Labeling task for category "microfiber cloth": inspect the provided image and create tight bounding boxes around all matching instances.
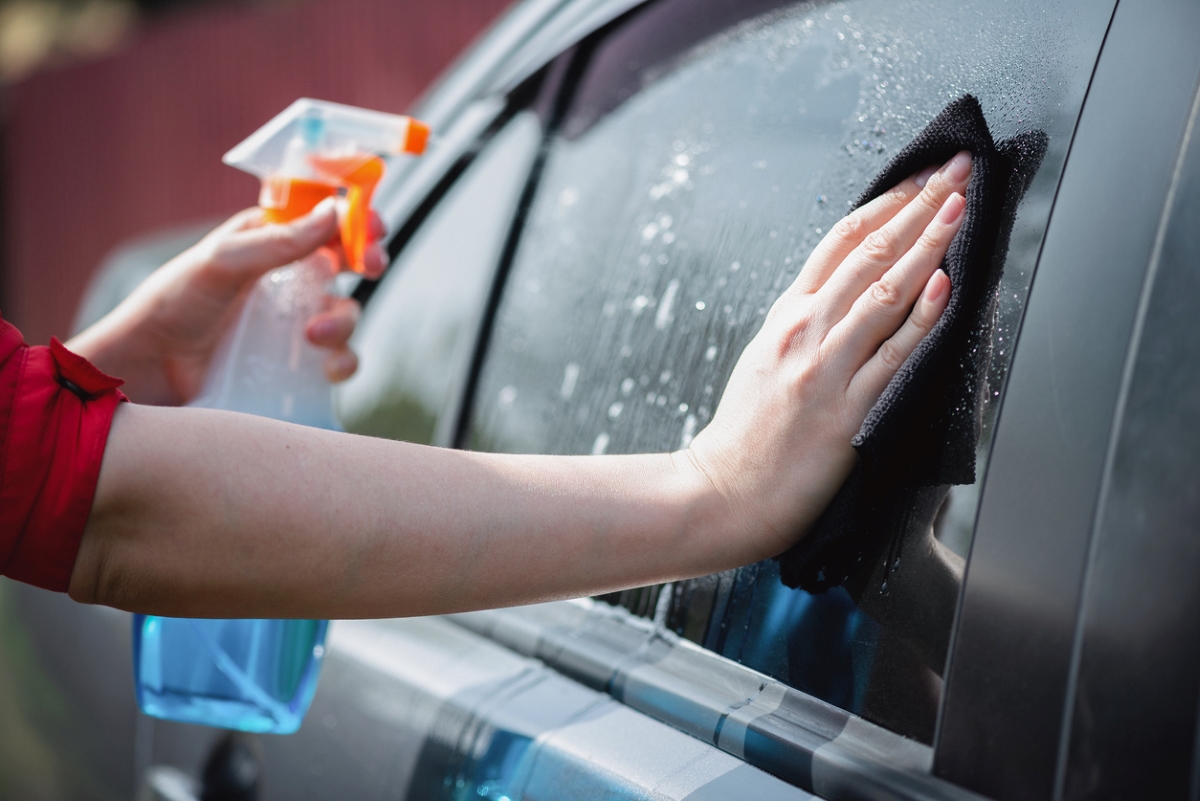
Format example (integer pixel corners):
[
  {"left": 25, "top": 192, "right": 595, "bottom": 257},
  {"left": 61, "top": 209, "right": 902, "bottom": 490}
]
[{"left": 778, "top": 95, "right": 1047, "bottom": 593}]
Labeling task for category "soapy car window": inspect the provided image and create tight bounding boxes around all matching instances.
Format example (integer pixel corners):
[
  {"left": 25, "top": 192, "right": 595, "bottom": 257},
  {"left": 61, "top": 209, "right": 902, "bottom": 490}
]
[
  {"left": 467, "top": 0, "right": 1113, "bottom": 742},
  {"left": 335, "top": 111, "right": 544, "bottom": 445}
]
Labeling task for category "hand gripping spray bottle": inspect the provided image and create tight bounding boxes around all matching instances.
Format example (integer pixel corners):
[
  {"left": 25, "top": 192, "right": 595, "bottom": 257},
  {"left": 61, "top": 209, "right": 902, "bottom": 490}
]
[{"left": 132, "top": 99, "right": 429, "bottom": 734}]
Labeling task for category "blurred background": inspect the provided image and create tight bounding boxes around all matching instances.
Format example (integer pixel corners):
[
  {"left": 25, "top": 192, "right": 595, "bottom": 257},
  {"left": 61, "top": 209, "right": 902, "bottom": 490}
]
[{"left": 0, "top": 0, "right": 513, "bottom": 346}]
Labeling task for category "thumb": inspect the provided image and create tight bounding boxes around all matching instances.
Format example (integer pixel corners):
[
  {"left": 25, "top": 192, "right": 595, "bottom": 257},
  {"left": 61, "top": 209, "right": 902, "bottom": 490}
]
[{"left": 210, "top": 197, "right": 339, "bottom": 278}]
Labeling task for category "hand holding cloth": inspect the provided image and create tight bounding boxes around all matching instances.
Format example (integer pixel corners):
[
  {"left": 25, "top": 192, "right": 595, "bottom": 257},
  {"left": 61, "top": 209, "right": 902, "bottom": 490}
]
[{"left": 779, "top": 95, "right": 1047, "bottom": 592}]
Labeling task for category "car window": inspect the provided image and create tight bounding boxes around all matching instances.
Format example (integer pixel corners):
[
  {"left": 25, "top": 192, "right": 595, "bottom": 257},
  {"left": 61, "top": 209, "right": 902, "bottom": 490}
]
[
  {"left": 465, "top": 0, "right": 1112, "bottom": 743},
  {"left": 335, "top": 111, "right": 543, "bottom": 445}
]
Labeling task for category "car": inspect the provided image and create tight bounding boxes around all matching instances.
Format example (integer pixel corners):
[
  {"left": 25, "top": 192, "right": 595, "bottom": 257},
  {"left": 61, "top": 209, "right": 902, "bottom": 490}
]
[{"left": 2, "top": 0, "right": 1199, "bottom": 798}]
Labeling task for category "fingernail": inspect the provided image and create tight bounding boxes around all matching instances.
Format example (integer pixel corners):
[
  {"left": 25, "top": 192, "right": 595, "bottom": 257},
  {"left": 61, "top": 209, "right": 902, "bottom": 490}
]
[
  {"left": 942, "top": 151, "right": 972, "bottom": 183},
  {"left": 331, "top": 351, "right": 357, "bottom": 377},
  {"left": 310, "top": 319, "right": 337, "bottom": 340},
  {"left": 914, "top": 166, "right": 937, "bottom": 188},
  {"left": 937, "top": 192, "right": 965, "bottom": 224},
  {"left": 371, "top": 243, "right": 388, "bottom": 266},
  {"left": 924, "top": 269, "right": 950, "bottom": 303},
  {"left": 308, "top": 197, "right": 337, "bottom": 220}
]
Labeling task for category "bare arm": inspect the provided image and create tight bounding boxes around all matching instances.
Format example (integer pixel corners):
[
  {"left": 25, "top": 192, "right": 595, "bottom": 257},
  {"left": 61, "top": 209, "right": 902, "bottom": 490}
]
[
  {"left": 72, "top": 405, "right": 726, "bottom": 618},
  {"left": 69, "top": 153, "right": 973, "bottom": 619}
]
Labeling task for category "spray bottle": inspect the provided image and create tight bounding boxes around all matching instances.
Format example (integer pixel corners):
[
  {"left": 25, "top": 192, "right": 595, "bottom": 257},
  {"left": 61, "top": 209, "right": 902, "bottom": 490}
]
[{"left": 132, "top": 99, "right": 429, "bottom": 734}]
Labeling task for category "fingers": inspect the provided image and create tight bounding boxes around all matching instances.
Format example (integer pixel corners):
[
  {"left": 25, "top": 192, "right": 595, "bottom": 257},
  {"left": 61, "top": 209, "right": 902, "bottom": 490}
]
[
  {"left": 322, "top": 211, "right": 389, "bottom": 278},
  {"left": 211, "top": 207, "right": 268, "bottom": 234},
  {"left": 306, "top": 298, "right": 360, "bottom": 348},
  {"left": 359, "top": 212, "right": 389, "bottom": 278},
  {"left": 791, "top": 167, "right": 936, "bottom": 295},
  {"left": 359, "top": 240, "right": 389, "bottom": 280},
  {"left": 849, "top": 267, "right": 950, "bottom": 406},
  {"left": 369, "top": 211, "right": 387, "bottom": 242},
  {"left": 324, "top": 348, "right": 359, "bottom": 383},
  {"left": 210, "top": 198, "right": 339, "bottom": 276},
  {"left": 824, "top": 191, "right": 964, "bottom": 376},
  {"left": 307, "top": 298, "right": 362, "bottom": 383},
  {"left": 818, "top": 152, "right": 971, "bottom": 315}
]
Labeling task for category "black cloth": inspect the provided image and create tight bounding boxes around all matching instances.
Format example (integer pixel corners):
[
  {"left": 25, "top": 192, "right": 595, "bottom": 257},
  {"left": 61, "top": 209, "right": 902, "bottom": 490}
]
[{"left": 778, "top": 95, "right": 1047, "bottom": 593}]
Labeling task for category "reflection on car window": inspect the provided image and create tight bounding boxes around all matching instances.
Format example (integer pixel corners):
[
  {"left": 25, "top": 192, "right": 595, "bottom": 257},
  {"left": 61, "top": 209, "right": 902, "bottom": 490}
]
[
  {"left": 468, "top": 0, "right": 1112, "bottom": 742},
  {"left": 335, "top": 112, "right": 543, "bottom": 445}
]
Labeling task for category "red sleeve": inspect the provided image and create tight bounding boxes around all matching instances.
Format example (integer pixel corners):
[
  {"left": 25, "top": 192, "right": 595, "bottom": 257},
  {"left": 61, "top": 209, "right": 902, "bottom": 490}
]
[{"left": 0, "top": 315, "right": 127, "bottom": 592}]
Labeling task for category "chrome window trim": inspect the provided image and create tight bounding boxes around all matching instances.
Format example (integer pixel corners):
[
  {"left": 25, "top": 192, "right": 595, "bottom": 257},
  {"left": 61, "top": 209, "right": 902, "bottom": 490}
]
[{"left": 452, "top": 601, "right": 986, "bottom": 801}]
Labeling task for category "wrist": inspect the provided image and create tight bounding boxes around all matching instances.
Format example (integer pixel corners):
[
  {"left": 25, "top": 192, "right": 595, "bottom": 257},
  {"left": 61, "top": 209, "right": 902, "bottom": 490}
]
[{"left": 667, "top": 447, "right": 761, "bottom": 578}]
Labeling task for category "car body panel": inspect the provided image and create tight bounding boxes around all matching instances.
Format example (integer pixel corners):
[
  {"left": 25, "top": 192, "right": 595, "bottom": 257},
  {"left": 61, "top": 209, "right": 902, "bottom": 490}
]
[{"left": 935, "top": 0, "right": 1200, "bottom": 796}]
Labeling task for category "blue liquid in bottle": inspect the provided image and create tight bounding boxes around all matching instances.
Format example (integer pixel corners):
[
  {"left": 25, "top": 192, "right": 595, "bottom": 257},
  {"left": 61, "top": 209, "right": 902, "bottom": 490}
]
[{"left": 133, "top": 616, "right": 328, "bottom": 734}]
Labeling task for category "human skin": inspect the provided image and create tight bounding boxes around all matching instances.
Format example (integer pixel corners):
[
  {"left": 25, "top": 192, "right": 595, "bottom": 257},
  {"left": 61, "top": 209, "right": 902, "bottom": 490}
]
[
  {"left": 66, "top": 198, "right": 385, "bottom": 405},
  {"left": 67, "top": 152, "right": 974, "bottom": 620}
]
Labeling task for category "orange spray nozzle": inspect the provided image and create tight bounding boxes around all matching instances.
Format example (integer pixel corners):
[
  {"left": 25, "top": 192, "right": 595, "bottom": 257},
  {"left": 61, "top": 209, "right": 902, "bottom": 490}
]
[
  {"left": 257, "top": 158, "right": 384, "bottom": 273},
  {"left": 228, "top": 99, "right": 431, "bottom": 273},
  {"left": 311, "top": 154, "right": 386, "bottom": 274}
]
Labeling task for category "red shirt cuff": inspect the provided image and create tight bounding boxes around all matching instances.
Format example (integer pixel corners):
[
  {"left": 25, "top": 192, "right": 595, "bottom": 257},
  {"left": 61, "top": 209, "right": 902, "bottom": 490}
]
[{"left": 0, "top": 331, "right": 126, "bottom": 592}]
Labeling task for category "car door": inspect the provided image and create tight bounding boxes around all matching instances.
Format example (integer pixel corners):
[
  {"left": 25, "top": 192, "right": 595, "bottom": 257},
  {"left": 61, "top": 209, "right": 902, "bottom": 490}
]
[
  {"left": 461, "top": 0, "right": 1115, "bottom": 796},
  {"left": 126, "top": 0, "right": 1124, "bottom": 797}
]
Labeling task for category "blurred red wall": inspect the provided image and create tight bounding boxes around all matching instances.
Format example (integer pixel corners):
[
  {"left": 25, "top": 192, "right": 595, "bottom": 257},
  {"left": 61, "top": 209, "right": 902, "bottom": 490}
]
[{"left": 4, "top": 0, "right": 513, "bottom": 346}]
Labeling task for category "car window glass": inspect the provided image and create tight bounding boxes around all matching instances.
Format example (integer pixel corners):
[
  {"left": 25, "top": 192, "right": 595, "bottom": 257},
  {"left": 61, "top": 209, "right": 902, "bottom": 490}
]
[
  {"left": 466, "top": 0, "right": 1113, "bottom": 742},
  {"left": 335, "top": 112, "right": 543, "bottom": 445}
]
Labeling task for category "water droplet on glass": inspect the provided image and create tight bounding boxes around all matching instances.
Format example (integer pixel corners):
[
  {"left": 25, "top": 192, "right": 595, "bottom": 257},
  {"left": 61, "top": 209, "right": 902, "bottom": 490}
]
[
  {"left": 680, "top": 414, "right": 698, "bottom": 449},
  {"left": 560, "top": 363, "right": 580, "bottom": 400},
  {"left": 656, "top": 280, "right": 680, "bottom": 329}
]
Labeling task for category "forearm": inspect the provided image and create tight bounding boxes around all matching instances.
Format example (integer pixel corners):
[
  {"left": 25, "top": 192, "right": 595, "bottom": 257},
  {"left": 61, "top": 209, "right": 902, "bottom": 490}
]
[{"left": 71, "top": 404, "right": 740, "bottom": 619}]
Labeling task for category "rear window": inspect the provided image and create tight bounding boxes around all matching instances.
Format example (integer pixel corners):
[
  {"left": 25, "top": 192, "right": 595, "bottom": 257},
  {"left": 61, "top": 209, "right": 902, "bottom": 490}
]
[{"left": 466, "top": 0, "right": 1113, "bottom": 742}]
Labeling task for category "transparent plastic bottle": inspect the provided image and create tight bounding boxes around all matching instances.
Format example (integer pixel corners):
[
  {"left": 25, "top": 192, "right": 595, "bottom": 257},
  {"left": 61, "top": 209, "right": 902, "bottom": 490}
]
[
  {"left": 132, "top": 99, "right": 428, "bottom": 734},
  {"left": 133, "top": 617, "right": 329, "bottom": 734},
  {"left": 132, "top": 249, "right": 338, "bottom": 734}
]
